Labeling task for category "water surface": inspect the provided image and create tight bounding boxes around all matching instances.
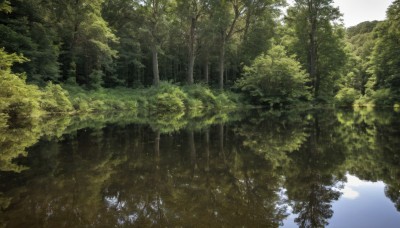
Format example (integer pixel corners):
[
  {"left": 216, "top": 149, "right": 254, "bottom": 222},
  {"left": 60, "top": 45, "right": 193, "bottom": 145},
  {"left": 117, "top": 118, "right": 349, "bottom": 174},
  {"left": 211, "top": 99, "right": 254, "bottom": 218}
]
[{"left": 0, "top": 109, "right": 399, "bottom": 227}]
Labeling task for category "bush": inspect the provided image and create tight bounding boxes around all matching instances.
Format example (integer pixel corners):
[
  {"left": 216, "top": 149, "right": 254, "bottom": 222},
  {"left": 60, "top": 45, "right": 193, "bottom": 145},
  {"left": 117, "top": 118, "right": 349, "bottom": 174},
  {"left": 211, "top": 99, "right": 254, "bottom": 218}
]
[
  {"left": 334, "top": 87, "right": 361, "bottom": 107},
  {"left": 235, "top": 45, "right": 311, "bottom": 106},
  {"left": 64, "top": 85, "right": 139, "bottom": 113},
  {"left": 40, "top": 82, "right": 74, "bottom": 113},
  {"left": 186, "top": 98, "right": 204, "bottom": 117},
  {"left": 184, "top": 84, "right": 217, "bottom": 109},
  {"left": 147, "top": 82, "right": 187, "bottom": 114},
  {"left": 0, "top": 49, "right": 42, "bottom": 120}
]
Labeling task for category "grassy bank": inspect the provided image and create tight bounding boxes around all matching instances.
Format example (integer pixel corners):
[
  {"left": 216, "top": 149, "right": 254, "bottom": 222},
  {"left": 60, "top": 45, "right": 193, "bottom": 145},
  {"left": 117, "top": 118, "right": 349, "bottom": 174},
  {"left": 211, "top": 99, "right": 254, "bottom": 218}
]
[{"left": 0, "top": 76, "right": 248, "bottom": 126}]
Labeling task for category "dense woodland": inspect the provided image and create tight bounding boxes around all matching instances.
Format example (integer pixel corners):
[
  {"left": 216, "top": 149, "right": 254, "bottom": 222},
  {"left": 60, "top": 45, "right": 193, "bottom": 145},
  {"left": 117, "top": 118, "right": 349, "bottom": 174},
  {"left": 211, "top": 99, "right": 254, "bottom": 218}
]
[{"left": 1, "top": 0, "right": 400, "bottom": 121}]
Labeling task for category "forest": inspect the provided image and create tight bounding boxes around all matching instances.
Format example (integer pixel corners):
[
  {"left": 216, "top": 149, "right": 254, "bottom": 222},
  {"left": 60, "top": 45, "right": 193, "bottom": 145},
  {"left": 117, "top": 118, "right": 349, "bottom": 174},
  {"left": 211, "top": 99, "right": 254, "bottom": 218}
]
[{"left": 1, "top": 0, "right": 400, "bottom": 122}]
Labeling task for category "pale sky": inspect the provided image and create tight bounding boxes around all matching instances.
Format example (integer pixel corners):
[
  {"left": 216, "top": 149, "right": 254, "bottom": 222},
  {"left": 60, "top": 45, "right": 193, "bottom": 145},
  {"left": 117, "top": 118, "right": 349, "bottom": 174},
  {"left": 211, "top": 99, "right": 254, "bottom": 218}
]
[
  {"left": 286, "top": 0, "right": 395, "bottom": 27},
  {"left": 334, "top": 0, "right": 394, "bottom": 27}
]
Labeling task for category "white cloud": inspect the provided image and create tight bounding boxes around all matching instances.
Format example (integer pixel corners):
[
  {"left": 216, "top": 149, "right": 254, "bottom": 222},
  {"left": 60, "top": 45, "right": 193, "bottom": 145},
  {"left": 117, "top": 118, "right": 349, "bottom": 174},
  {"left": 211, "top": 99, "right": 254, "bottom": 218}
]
[{"left": 341, "top": 186, "right": 360, "bottom": 200}]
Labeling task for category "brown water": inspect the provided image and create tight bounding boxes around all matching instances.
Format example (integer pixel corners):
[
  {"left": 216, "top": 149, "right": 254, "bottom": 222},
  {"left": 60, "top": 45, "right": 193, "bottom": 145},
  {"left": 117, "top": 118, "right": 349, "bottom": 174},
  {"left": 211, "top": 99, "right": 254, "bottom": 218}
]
[{"left": 1, "top": 109, "right": 400, "bottom": 227}]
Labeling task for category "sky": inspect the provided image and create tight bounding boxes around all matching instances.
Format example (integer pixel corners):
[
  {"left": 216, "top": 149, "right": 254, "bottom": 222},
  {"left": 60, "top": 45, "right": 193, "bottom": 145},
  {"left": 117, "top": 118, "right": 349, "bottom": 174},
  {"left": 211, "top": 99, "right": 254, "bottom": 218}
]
[{"left": 286, "top": 0, "right": 395, "bottom": 27}]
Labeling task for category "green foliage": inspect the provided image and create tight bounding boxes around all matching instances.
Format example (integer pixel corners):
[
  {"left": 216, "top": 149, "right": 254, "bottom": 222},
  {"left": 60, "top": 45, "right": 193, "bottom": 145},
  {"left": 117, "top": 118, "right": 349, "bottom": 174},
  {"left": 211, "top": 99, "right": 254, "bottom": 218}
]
[
  {"left": 235, "top": 45, "right": 311, "bottom": 105},
  {"left": 0, "top": 1, "right": 11, "bottom": 13},
  {"left": 369, "top": 1, "right": 400, "bottom": 105},
  {"left": 184, "top": 84, "right": 218, "bottom": 110},
  {"left": 40, "top": 82, "right": 74, "bottom": 113},
  {"left": 64, "top": 85, "right": 139, "bottom": 113},
  {"left": 334, "top": 88, "right": 361, "bottom": 107},
  {"left": 347, "top": 21, "right": 380, "bottom": 38},
  {"left": 286, "top": 0, "right": 346, "bottom": 101},
  {"left": 88, "top": 70, "right": 104, "bottom": 90},
  {"left": 371, "top": 89, "right": 393, "bottom": 106},
  {"left": 0, "top": 0, "right": 61, "bottom": 82},
  {"left": 146, "top": 82, "right": 187, "bottom": 114},
  {"left": 0, "top": 49, "right": 42, "bottom": 120}
]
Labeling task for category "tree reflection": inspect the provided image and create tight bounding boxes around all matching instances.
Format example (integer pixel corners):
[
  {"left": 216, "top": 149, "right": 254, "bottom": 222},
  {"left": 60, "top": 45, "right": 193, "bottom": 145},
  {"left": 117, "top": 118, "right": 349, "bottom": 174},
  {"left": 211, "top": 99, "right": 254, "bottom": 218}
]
[
  {"left": 1, "top": 109, "right": 400, "bottom": 226},
  {"left": 235, "top": 110, "right": 310, "bottom": 169},
  {"left": 337, "top": 109, "right": 400, "bottom": 212},
  {"left": 284, "top": 111, "right": 346, "bottom": 227},
  {"left": 374, "top": 112, "right": 400, "bottom": 211},
  {"left": 99, "top": 126, "right": 289, "bottom": 226}
]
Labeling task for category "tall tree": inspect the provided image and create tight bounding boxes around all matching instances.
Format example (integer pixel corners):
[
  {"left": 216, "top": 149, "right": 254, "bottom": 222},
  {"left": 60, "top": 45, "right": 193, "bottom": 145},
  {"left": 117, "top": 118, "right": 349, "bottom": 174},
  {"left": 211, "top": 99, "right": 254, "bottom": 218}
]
[
  {"left": 209, "top": 0, "right": 244, "bottom": 89},
  {"left": 54, "top": 0, "right": 118, "bottom": 88},
  {"left": 208, "top": 0, "right": 282, "bottom": 89},
  {"left": 102, "top": 0, "right": 144, "bottom": 87},
  {"left": 176, "top": 0, "right": 207, "bottom": 85},
  {"left": 137, "top": 0, "right": 172, "bottom": 86},
  {"left": 286, "top": 0, "right": 345, "bottom": 100}
]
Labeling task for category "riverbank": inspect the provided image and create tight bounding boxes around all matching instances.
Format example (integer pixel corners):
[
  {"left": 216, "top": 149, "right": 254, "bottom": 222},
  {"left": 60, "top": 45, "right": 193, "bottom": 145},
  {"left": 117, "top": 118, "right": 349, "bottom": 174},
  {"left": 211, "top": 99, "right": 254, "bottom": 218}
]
[{"left": 0, "top": 80, "right": 249, "bottom": 127}]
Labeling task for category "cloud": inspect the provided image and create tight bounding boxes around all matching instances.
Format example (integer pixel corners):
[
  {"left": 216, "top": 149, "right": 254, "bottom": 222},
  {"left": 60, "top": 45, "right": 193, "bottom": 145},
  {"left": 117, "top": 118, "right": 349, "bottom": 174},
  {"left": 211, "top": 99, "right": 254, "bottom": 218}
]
[{"left": 341, "top": 186, "right": 360, "bottom": 200}]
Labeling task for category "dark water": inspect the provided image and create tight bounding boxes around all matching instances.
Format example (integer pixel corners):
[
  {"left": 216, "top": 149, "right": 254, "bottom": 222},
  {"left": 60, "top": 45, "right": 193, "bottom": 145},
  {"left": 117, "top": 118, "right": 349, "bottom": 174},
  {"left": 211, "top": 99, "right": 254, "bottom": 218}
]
[{"left": 1, "top": 109, "right": 400, "bottom": 227}]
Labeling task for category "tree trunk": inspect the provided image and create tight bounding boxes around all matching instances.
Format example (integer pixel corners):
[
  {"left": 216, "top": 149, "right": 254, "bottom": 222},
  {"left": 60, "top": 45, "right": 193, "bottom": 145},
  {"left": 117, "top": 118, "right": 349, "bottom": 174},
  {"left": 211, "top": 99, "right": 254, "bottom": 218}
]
[
  {"left": 204, "top": 53, "right": 209, "bottom": 84},
  {"left": 218, "top": 37, "right": 225, "bottom": 90},
  {"left": 188, "top": 53, "right": 195, "bottom": 85},
  {"left": 152, "top": 46, "right": 160, "bottom": 86},
  {"left": 187, "top": 18, "right": 196, "bottom": 85},
  {"left": 308, "top": 0, "right": 318, "bottom": 98}
]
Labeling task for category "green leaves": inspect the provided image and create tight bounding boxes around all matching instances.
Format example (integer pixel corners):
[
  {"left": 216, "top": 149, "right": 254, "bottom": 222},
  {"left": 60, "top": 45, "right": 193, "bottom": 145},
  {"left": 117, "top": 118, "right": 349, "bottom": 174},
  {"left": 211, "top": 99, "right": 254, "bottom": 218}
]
[
  {"left": 235, "top": 45, "right": 311, "bottom": 105},
  {"left": 0, "top": 49, "right": 42, "bottom": 120},
  {"left": 370, "top": 10, "right": 400, "bottom": 98},
  {"left": 334, "top": 87, "right": 361, "bottom": 107},
  {"left": 0, "top": 1, "right": 11, "bottom": 13}
]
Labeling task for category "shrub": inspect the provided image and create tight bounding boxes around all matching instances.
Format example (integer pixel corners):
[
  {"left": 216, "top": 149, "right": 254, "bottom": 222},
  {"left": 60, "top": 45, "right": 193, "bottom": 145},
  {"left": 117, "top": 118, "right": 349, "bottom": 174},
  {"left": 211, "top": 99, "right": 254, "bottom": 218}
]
[
  {"left": 334, "top": 87, "right": 361, "bottom": 107},
  {"left": 0, "top": 49, "right": 42, "bottom": 120},
  {"left": 147, "top": 82, "right": 187, "bottom": 114},
  {"left": 186, "top": 98, "right": 204, "bottom": 117},
  {"left": 235, "top": 45, "right": 311, "bottom": 106},
  {"left": 184, "top": 84, "right": 217, "bottom": 109},
  {"left": 40, "top": 82, "right": 74, "bottom": 113}
]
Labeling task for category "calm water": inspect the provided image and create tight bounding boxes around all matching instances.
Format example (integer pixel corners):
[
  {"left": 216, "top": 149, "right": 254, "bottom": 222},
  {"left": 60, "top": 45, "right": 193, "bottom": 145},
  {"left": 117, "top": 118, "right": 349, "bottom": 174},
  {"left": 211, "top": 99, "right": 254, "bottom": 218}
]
[{"left": 0, "top": 109, "right": 400, "bottom": 227}]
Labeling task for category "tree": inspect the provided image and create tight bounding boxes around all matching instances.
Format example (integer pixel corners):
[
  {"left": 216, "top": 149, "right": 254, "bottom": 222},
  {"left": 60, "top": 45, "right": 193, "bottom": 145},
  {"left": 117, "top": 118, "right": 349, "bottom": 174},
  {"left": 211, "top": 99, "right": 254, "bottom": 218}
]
[
  {"left": 102, "top": 0, "right": 144, "bottom": 87},
  {"left": 208, "top": 0, "right": 238, "bottom": 89},
  {"left": 176, "top": 0, "right": 206, "bottom": 85},
  {"left": 370, "top": 0, "right": 400, "bottom": 104},
  {"left": 54, "top": 0, "right": 118, "bottom": 87},
  {"left": 0, "top": 0, "right": 61, "bottom": 83},
  {"left": 136, "top": 0, "right": 172, "bottom": 86},
  {"left": 345, "top": 21, "right": 379, "bottom": 96},
  {"left": 286, "top": 0, "right": 345, "bottom": 101},
  {"left": 239, "top": 0, "right": 282, "bottom": 66}
]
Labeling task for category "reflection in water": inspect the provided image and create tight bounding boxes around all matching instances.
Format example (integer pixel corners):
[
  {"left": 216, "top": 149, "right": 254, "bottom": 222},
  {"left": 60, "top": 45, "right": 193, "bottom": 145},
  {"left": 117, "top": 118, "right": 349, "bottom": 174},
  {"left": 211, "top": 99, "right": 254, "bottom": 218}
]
[
  {"left": 284, "top": 112, "right": 346, "bottom": 228},
  {"left": 0, "top": 109, "right": 400, "bottom": 227}
]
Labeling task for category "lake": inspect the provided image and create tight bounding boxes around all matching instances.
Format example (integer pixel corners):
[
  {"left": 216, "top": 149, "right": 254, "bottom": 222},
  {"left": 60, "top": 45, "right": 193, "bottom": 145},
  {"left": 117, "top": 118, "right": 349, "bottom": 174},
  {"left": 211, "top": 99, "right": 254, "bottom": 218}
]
[{"left": 1, "top": 108, "right": 400, "bottom": 227}]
